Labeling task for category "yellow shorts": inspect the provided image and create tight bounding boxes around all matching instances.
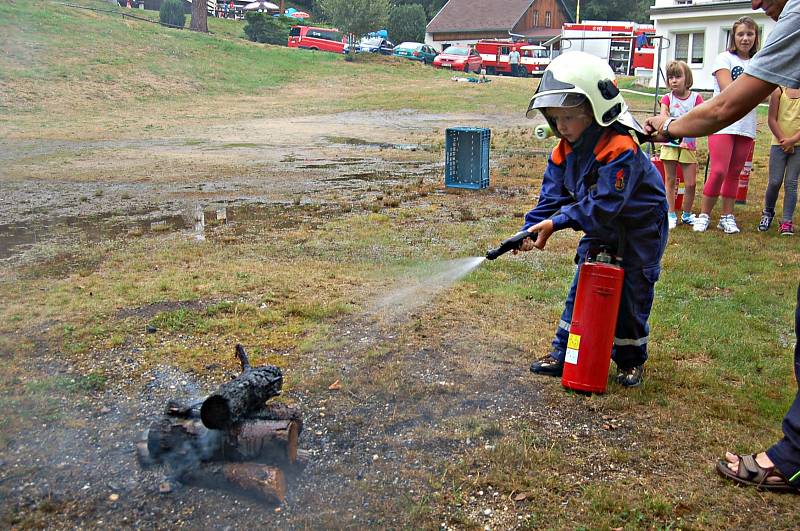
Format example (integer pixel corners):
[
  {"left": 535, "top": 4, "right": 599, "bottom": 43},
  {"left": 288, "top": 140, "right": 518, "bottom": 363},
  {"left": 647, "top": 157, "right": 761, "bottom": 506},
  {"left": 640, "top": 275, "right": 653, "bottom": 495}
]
[{"left": 660, "top": 145, "right": 697, "bottom": 164}]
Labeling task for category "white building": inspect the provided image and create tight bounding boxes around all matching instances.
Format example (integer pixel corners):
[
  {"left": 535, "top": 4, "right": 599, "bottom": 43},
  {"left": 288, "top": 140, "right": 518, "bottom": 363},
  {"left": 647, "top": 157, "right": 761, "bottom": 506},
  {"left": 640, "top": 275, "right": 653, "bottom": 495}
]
[{"left": 649, "top": 0, "right": 776, "bottom": 91}]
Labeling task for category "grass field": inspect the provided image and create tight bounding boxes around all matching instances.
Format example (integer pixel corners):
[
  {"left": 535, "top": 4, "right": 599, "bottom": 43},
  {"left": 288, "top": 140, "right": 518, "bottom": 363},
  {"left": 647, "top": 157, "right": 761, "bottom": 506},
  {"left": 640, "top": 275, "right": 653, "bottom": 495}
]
[{"left": 1, "top": 1, "right": 799, "bottom": 529}]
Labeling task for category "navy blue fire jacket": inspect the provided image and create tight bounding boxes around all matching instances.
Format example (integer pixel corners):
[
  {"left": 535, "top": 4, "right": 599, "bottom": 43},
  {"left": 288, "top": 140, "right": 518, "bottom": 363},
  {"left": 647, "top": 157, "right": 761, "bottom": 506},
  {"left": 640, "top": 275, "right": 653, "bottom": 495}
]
[{"left": 522, "top": 126, "right": 667, "bottom": 268}]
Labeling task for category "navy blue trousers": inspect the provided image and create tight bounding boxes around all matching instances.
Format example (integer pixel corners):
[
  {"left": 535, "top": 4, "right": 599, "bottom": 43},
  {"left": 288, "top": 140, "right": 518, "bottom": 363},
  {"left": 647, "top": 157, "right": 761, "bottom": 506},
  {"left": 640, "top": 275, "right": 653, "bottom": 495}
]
[
  {"left": 767, "top": 283, "right": 800, "bottom": 486},
  {"left": 549, "top": 213, "right": 668, "bottom": 370}
]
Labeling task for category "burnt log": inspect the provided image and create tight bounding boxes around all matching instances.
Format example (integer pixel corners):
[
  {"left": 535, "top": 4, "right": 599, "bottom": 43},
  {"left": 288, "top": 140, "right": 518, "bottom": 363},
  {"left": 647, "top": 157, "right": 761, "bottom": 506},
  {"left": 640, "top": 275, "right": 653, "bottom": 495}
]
[
  {"left": 144, "top": 417, "right": 300, "bottom": 465},
  {"left": 200, "top": 344, "right": 283, "bottom": 430},
  {"left": 251, "top": 402, "right": 304, "bottom": 435},
  {"left": 223, "top": 463, "right": 287, "bottom": 504},
  {"left": 178, "top": 462, "right": 287, "bottom": 504},
  {"left": 223, "top": 419, "right": 300, "bottom": 464},
  {"left": 146, "top": 418, "right": 222, "bottom": 464},
  {"left": 164, "top": 399, "right": 202, "bottom": 419}
]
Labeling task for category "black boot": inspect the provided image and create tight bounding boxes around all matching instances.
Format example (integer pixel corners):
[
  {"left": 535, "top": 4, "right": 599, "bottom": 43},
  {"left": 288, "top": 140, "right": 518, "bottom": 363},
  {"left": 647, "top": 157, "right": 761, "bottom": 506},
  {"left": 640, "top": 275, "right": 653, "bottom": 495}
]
[{"left": 530, "top": 354, "right": 564, "bottom": 377}]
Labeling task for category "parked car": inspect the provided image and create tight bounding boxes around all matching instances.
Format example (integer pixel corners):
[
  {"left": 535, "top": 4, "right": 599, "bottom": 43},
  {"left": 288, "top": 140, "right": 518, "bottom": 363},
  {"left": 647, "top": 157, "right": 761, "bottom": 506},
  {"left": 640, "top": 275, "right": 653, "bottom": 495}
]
[
  {"left": 432, "top": 46, "right": 483, "bottom": 73},
  {"left": 392, "top": 42, "right": 438, "bottom": 64},
  {"left": 357, "top": 36, "right": 394, "bottom": 55},
  {"left": 287, "top": 25, "right": 346, "bottom": 54}
]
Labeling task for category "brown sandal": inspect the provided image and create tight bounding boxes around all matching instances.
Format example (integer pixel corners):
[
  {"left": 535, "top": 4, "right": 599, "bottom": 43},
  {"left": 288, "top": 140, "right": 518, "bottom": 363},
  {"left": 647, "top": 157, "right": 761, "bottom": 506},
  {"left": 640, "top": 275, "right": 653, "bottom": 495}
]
[{"left": 716, "top": 453, "right": 799, "bottom": 493}]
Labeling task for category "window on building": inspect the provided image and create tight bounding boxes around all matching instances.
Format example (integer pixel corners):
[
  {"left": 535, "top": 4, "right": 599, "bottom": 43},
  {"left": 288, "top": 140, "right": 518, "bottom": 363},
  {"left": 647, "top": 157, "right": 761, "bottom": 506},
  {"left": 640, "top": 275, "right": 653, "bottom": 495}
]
[
  {"left": 533, "top": 10, "right": 539, "bottom": 26},
  {"left": 545, "top": 11, "right": 551, "bottom": 28},
  {"left": 675, "top": 31, "right": 704, "bottom": 66},
  {"left": 691, "top": 33, "right": 704, "bottom": 64}
]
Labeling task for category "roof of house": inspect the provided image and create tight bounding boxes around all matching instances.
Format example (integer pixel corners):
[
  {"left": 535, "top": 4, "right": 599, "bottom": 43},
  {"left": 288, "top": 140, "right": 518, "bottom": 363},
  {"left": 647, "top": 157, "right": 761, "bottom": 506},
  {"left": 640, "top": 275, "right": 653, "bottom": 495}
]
[
  {"left": 514, "top": 27, "right": 563, "bottom": 39},
  {"left": 427, "top": 0, "right": 573, "bottom": 34}
]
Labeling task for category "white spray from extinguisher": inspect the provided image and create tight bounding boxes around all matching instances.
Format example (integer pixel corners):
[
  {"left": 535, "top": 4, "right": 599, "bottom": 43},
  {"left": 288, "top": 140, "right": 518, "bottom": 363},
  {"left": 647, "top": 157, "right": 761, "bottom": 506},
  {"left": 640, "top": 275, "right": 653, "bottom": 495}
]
[{"left": 371, "top": 257, "right": 485, "bottom": 319}]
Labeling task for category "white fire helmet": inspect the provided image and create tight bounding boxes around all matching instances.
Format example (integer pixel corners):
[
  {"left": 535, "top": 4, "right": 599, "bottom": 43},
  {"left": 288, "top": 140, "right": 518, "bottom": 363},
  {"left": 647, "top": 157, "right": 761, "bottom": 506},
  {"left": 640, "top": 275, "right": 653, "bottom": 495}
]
[{"left": 527, "top": 51, "right": 644, "bottom": 139}]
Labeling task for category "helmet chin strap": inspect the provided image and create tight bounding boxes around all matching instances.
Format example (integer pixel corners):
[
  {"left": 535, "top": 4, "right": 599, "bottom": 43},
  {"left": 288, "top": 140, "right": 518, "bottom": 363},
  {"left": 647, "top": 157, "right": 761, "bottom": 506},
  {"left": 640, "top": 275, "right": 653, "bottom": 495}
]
[{"left": 570, "top": 122, "right": 604, "bottom": 151}]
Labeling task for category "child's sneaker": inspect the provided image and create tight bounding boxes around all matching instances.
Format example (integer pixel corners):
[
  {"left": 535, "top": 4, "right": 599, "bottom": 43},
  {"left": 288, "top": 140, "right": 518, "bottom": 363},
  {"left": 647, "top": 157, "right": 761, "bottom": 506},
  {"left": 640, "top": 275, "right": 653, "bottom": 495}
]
[
  {"left": 779, "top": 220, "right": 794, "bottom": 235},
  {"left": 717, "top": 214, "right": 741, "bottom": 234},
  {"left": 758, "top": 210, "right": 774, "bottom": 232},
  {"left": 668, "top": 212, "right": 678, "bottom": 230},
  {"left": 681, "top": 212, "right": 696, "bottom": 225},
  {"left": 693, "top": 213, "right": 710, "bottom": 232}
]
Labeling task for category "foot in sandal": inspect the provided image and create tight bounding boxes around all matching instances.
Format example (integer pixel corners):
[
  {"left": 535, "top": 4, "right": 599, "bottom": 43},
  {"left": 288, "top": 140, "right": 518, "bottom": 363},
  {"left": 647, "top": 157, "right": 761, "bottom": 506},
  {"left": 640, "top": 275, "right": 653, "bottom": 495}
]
[{"left": 716, "top": 451, "right": 799, "bottom": 493}]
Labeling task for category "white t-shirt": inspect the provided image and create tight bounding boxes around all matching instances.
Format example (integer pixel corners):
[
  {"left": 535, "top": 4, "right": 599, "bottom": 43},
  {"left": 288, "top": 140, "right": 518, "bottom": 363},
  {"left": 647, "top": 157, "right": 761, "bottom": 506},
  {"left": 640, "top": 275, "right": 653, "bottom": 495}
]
[{"left": 712, "top": 51, "right": 758, "bottom": 138}]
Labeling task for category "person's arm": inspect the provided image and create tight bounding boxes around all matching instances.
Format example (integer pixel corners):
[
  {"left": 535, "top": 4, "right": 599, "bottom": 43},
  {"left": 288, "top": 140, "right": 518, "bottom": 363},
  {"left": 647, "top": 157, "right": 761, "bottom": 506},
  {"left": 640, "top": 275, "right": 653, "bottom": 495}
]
[
  {"left": 715, "top": 68, "right": 733, "bottom": 92},
  {"left": 659, "top": 94, "right": 670, "bottom": 119},
  {"left": 767, "top": 88, "right": 785, "bottom": 140},
  {"left": 645, "top": 74, "right": 777, "bottom": 141}
]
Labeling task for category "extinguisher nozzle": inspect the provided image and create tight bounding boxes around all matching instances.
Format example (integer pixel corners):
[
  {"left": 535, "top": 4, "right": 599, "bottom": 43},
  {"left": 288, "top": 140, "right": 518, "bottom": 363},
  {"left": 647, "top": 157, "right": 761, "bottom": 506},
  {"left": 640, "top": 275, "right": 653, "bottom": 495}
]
[
  {"left": 485, "top": 248, "right": 503, "bottom": 260},
  {"left": 485, "top": 230, "right": 536, "bottom": 260}
]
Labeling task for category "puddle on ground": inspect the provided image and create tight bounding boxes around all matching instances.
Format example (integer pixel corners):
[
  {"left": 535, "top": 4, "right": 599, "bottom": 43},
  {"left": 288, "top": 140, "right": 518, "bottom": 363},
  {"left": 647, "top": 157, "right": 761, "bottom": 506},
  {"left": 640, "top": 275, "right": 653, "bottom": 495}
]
[
  {"left": 322, "top": 136, "right": 420, "bottom": 151},
  {"left": 0, "top": 212, "right": 189, "bottom": 261},
  {"left": 0, "top": 202, "right": 338, "bottom": 261},
  {"left": 218, "top": 143, "right": 262, "bottom": 149}
]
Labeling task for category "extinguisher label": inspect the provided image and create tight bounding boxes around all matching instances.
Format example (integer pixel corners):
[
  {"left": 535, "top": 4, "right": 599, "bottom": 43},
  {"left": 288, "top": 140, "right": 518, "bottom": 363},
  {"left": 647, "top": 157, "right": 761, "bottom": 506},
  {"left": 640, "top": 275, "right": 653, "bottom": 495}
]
[{"left": 565, "top": 333, "right": 581, "bottom": 364}]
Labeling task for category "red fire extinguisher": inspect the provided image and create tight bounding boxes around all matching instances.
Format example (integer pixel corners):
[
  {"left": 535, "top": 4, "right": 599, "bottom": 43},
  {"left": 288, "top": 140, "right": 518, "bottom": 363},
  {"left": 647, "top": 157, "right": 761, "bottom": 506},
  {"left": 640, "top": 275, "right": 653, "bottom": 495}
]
[{"left": 561, "top": 249, "right": 624, "bottom": 394}]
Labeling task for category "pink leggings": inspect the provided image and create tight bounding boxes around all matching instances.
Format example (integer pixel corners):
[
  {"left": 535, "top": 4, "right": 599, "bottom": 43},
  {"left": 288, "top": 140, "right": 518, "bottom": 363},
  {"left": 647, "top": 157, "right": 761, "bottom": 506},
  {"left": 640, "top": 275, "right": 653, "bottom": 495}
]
[{"left": 705, "top": 134, "right": 754, "bottom": 199}]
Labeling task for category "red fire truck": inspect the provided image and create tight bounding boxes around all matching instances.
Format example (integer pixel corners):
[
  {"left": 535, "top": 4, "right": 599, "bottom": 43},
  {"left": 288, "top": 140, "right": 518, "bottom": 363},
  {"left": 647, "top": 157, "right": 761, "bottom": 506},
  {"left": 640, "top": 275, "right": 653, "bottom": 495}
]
[
  {"left": 561, "top": 22, "right": 655, "bottom": 75},
  {"left": 474, "top": 40, "right": 550, "bottom": 76}
]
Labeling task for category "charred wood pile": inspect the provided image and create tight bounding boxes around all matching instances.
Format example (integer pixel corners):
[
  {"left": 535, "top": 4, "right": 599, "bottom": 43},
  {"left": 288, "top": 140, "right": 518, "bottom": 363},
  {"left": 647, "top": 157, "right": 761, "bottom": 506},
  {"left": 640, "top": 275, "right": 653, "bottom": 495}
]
[{"left": 137, "top": 344, "right": 305, "bottom": 504}]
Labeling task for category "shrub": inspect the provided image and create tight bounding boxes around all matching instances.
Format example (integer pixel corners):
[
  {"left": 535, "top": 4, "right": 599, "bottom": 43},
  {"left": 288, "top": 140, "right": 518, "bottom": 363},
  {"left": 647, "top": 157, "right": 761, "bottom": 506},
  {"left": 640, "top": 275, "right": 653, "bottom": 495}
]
[
  {"left": 244, "top": 12, "right": 293, "bottom": 45},
  {"left": 159, "top": 0, "right": 186, "bottom": 28}
]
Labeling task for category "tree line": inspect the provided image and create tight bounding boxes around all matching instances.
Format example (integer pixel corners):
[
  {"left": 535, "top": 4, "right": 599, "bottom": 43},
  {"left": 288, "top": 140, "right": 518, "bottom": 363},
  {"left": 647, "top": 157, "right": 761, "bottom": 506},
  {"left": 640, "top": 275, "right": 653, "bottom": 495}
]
[
  {"left": 561, "top": 0, "right": 653, "bottom": 25},
  {"left": 314, "top": 0, "right": 445, "bottom": 44},
  {"left": 312, "top": 0, "right": 653, "bottom": 45}
]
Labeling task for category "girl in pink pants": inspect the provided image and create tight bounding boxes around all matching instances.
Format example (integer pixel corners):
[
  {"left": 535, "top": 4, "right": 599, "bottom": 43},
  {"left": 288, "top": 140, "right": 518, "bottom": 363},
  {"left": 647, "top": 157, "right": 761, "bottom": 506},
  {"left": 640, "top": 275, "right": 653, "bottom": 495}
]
[
  {"left": 694, "top": 17, "right": 760, "bottom": 233},
  {"left": 701, "top": 133, "right": 754, "bottom": 226}
]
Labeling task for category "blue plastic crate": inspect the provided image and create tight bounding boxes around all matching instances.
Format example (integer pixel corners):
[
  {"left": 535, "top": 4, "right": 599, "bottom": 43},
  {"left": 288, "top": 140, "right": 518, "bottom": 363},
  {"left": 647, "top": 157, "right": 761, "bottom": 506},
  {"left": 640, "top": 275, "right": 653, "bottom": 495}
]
[{"left": 444, "top": 127, "right": 490, "bottom": 190}]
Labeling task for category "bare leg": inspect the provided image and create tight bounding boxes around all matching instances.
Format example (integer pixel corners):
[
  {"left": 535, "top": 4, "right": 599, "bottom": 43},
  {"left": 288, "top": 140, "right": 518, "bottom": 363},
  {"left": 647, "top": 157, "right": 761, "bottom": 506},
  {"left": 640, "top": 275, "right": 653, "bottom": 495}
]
[
  {"left": 701, "top": 194, "right": 717, "bottom": 216},
  {"left": 721, "top": 196, "right": 736, "bottom": 217},
  {"left": 664, "top": 160, "right": 677, "bottom": 214},
  {"left": 681, "top": 162, "right": 697, "bottom": 213}
]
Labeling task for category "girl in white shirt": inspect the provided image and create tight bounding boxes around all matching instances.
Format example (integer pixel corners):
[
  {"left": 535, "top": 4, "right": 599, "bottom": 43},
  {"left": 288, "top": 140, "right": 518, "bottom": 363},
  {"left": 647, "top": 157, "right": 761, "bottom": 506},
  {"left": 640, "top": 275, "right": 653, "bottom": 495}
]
[{"left": 693, "top": 16, "right": 760, "bottom": 234}]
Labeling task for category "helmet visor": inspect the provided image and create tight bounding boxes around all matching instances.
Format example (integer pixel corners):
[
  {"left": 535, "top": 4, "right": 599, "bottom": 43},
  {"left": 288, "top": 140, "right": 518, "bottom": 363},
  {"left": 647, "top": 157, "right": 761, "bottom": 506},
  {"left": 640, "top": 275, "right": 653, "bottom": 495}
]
[
  {"left": 526, "top": 92, "right": 587, "bottom": 118},
  {"left": 531, "top": 92, "right": 587, "bottom": 110}
]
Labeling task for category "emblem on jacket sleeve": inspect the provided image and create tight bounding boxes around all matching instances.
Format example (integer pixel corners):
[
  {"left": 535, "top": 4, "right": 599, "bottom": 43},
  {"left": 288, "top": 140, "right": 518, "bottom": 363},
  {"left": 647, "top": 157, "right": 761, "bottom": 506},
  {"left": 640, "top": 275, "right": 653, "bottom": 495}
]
[{"left": 614, "top": 169, "right": 625, "bottom": 191}]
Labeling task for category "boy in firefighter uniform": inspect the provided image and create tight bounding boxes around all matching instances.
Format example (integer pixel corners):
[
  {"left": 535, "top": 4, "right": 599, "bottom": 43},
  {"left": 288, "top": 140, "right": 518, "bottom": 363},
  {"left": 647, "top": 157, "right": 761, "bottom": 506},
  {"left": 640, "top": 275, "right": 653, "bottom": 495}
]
[{"left": 519, "top": 51, "right": 668, "bottom": 387}]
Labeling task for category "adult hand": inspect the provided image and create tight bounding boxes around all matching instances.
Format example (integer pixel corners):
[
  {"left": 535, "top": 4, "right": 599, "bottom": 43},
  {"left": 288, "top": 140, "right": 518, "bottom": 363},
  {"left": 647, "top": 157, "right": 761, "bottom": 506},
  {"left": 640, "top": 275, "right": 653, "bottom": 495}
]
[{"left": 644, "top": 115, "right": 669, "bottom": 143}]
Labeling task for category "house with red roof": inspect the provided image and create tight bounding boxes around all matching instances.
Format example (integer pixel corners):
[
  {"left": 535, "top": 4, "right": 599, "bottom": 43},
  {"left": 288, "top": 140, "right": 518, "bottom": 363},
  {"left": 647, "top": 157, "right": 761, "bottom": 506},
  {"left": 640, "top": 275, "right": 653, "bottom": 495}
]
[{"left": 425, "top": 0, "right": 573, "bottom": 51}]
